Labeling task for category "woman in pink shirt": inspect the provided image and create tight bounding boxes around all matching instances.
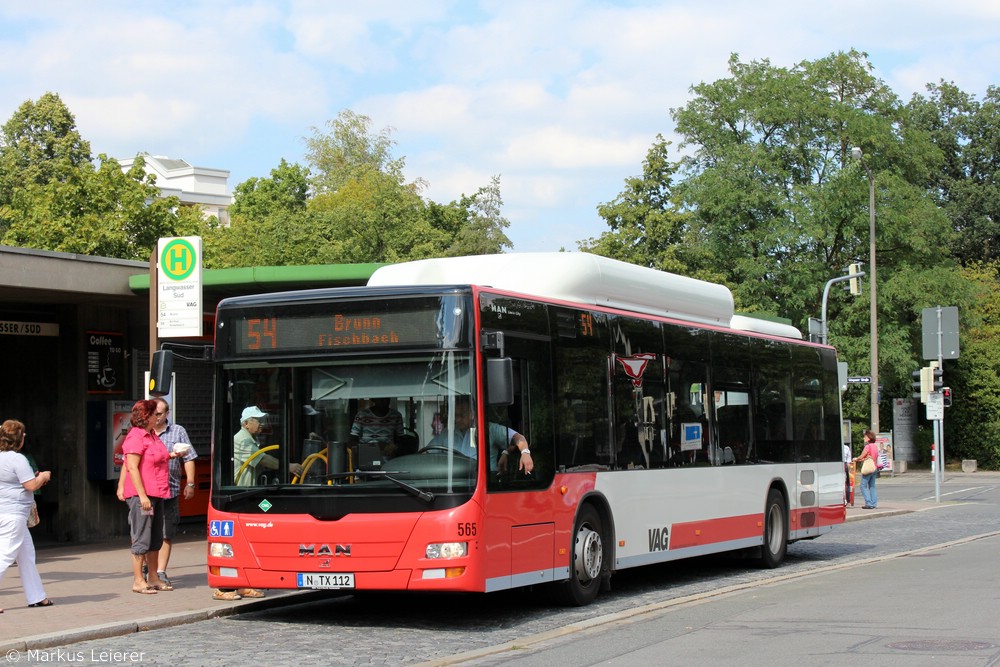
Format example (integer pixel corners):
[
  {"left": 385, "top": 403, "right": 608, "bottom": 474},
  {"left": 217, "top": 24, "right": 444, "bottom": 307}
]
[
  {"left": 853, "top": 430, "right": 880, "bottom": 509},
  {"left": 116, "top": 399, "right": 174, "bottom": 594}
]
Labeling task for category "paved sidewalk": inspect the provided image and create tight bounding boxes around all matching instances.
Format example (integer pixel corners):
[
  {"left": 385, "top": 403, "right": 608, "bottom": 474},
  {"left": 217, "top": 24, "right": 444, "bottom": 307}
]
[
  {"left": 0, "top": 530, "right": 321, "bottom": 653},
  {"left": 2, "top": 470, "right": 976, "bottom": 652}
]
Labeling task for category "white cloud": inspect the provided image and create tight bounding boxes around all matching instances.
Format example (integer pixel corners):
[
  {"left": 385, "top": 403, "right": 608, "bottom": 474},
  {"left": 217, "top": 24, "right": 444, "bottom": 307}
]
[{"left": 1, "top": 0, "right": 999, "bottom": 253}]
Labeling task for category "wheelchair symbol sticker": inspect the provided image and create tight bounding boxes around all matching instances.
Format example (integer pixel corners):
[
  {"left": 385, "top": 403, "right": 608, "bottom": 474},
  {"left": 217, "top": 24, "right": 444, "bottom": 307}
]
[{"left": 210, "top": 520, "right": 234, "bottom": 537}]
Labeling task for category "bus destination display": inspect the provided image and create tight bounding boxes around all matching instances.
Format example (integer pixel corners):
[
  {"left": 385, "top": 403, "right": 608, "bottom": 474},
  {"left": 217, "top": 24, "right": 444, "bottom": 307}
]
[{"left": 233, "top": 307, "right": 442, "bottom": 354}]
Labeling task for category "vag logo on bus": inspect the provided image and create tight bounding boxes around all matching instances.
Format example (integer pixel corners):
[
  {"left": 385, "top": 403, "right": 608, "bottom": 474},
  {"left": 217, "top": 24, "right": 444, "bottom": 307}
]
[
  {"left": 648, "top": 527, "right": 669, "bottom": 552},
  {"left": 299, "top": 544, "right": 351, "bottom": 557}
]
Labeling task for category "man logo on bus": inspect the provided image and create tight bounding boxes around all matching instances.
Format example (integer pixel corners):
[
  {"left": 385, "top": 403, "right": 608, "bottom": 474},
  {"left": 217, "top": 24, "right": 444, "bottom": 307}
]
[
  {"left": 299, "top": 544, "right": 351, "bottom": 556},
  {"left": 618, "top": 353, "right": 657, "bottom": 388}
]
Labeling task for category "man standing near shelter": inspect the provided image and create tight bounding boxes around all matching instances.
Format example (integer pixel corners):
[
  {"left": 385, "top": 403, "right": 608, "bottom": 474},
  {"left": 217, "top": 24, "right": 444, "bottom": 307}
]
[{"left": 151, "top": 397, "right": 197, "bottom": 586}]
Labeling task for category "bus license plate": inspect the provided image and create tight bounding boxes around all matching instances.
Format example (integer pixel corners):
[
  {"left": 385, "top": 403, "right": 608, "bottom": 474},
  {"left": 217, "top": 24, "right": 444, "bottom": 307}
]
[{"left": 296, "top": 572, "right": 355, "bottom": 589}]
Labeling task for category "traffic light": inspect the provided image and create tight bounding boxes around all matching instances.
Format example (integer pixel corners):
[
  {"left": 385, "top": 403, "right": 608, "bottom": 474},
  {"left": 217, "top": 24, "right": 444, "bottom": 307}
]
[
  {"left": 942, "top": 386, "right": 952, "bottom": 407},
  {"left": 911, "top": 369, "right": 923, "bottom": 401},
  {"left": 932, "top": 366, "right": 943, "bottom": 391},
  {"left": 848, "top": 263, "right": 863, "bottom": 295},
  {"left": 149, "top": 350, "right": 174, "bottom": 397},
  {"left": 919, "top": 366, "right": 934, "bottom": 403}
]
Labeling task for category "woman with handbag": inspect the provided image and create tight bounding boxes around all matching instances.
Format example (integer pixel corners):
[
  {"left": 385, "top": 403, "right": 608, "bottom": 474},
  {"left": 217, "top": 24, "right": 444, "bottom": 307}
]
[
  {"left": 853, "top": 429, "right": 879, "bottom": 509},
  {"left": 0, "top": 419, "right": 53, "bottom": 611}
]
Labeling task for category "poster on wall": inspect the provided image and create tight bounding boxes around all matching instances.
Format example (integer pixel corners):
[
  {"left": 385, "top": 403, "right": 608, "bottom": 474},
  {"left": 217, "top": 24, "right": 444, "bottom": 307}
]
[
  {"left": 876, "top": 432, "right": 894, "bottom": 475},
  {"left": 110, "top": 400, "right": 133, "bottom": 472},
  {"left": 87, "top": 331, "right": 126, "bottom": 394}
]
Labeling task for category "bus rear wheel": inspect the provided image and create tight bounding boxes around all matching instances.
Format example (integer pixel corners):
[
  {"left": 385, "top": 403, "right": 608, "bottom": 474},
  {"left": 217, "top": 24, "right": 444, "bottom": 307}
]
[
  {"left": 759, "top": 488, "right": 787, "bottom": 568},
  {"left": 554, "top": 504, "right": 605, "bottom": 606}
]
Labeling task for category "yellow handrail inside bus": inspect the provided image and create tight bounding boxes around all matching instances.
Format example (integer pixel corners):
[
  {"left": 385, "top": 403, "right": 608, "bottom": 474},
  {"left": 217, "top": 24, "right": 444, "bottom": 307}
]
[
  {"left": 234, "top": 445, "right": 280, "bottom": 485},
  {"left": 292, "top": 451, "right": 328, "bottom": 484}
]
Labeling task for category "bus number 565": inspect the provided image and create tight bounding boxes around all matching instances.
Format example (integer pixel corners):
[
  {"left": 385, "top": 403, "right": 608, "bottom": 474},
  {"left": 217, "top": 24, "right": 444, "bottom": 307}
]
[{"left": 457, "top": 522, "right": 477, "bottom": 537}]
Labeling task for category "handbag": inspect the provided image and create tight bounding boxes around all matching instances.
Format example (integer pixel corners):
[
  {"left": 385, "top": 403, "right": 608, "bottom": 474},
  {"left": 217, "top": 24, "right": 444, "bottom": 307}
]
[
  {"left": 27, "top": 500, "right": 40, "bottom": 528},
  {"left": 861, "top": 458, "right": 877, "bottom": 476}
]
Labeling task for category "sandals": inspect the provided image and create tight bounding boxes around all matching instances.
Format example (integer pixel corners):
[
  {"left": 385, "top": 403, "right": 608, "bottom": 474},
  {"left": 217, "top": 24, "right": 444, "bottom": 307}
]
[
  {"left": 213, "top": 589, "right": 242, "bottom": 601},
  {"left": 28, "top": 599, "right": 54, "bottom": 607},
  {"left": 237, "top": 588, "right": 265, "bottom": 598},
  {"left": 132, "top": 585, "right": 157, "bottom": 595},
  {"left": 148, "top": 582, "right": 174, "bottom": 591}
]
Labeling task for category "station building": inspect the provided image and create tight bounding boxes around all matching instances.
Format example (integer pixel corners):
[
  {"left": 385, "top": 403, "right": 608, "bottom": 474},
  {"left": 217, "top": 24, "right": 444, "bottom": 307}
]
[{"left": 1, "top": 244, "right": 380, "bottom": 542}]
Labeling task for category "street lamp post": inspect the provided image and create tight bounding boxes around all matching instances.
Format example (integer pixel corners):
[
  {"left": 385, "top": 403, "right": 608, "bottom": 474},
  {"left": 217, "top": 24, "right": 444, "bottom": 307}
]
[{"left": 851, "top": 147, "right": 878, "bottom": 433}]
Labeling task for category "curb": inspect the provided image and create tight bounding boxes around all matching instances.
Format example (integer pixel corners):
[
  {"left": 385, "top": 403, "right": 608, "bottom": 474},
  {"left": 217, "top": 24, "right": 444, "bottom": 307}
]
[{"left": 0, "top": 590, "right": 330, "bottom": 654}]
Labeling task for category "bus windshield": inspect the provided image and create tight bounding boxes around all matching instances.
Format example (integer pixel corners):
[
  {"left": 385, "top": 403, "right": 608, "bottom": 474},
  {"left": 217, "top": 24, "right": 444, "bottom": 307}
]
[{"left": 216, "top": 351, "right": 477, "bottom": 498}]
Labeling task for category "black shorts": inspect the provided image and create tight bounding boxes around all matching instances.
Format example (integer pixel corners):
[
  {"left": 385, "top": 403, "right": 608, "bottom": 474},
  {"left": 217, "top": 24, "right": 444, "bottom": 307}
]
[{"left": 162, "top": 496, "right": 180, "bottom": 540}]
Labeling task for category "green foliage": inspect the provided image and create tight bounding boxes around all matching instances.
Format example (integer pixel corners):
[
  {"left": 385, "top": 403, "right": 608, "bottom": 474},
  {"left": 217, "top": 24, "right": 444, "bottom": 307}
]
[
  {"left": 584, "top": 50, "right": 997, "bottom": 463},
  {"left": 229, "top": 159, "right": 310, "bottom": 220},
  {"left": 579, "top": 136, "right": 714, "bottom": 279},
  {"left": 0, "top": 92, "right": 91, "bottom": 204},
  {"left": 944, "top": 263, "right": 1000, "bottom": 468},
  {"left": 0, "top": 93, "right": 192, "bottom": 260},
  {"left": 443, "top": 175, "right": 512, "bottom": 257},
  {"left": 906, "top": 83, "right": 1000, "bottom": 264},
  {"left": 208, "top": 110, "right": 510, "bottom": 267},
  {"left": 304, "top": 109, "right": 418, "bottom": 197}
]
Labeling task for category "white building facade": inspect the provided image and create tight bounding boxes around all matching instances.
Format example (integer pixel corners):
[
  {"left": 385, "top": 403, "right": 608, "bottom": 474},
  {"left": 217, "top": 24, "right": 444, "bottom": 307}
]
[{"left": 119, "top": 154, "right": 232, "bottom": 224}]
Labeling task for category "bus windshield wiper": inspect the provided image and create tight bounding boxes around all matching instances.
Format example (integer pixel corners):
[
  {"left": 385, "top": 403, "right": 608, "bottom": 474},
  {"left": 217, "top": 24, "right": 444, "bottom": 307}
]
[
  {"left": 328, "top": 471, "right": 435, "bottom": 502},
  {"left": 220, "top": 484, "right": 301, "bottom": 503}
]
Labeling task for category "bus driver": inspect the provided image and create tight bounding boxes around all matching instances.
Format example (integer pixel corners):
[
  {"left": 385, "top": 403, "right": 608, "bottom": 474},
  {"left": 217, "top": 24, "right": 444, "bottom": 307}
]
[{"left": 426, "top": 400, "right": 534, "bottom": 475}]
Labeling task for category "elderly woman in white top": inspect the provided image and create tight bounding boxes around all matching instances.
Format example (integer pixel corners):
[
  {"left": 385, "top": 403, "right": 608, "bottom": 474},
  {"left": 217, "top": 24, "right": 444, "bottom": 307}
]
[{"left": 0, "top": 419, "right": 53, "bottom": 611}]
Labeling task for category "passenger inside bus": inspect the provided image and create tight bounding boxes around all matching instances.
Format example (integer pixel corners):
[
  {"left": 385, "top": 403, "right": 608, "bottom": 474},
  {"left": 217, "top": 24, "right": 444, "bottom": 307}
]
[
  {"left": 233, "top": 406, "right": 303, "bottom": 485},
  {"left": 425, "top": 400, "right": 534, "bottom": 475},
  {"left": 348, "top": 397, "right": 405, "bottom": 462}
]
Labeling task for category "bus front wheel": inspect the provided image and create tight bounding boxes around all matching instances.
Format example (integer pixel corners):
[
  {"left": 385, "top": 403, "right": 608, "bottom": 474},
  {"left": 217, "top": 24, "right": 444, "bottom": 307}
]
[
  {"left": 555, "top": 504, "right": 605, "bottom": 606},
  {"left": 759, "top": 488, "right": 787, "bottom": 568}
]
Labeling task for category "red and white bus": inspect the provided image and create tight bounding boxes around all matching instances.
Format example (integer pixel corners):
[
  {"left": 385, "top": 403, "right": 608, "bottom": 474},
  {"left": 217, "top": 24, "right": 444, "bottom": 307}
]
[{"left": 206, "top": 253, "right": 845, "bottom": 605}]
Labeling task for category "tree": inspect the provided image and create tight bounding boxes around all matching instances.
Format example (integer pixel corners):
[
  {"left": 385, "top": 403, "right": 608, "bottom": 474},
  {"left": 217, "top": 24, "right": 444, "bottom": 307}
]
[
  {"left": 305, "top": 109, "right": 422, "bottom": 197},
  {"left": 204, "top": 109, "right": 512, "bottom": 268},
  {"left": 2, "top": 152, "right": 193, "bottom": 260},
  {"left": 0, "top": 93, "right": 91, "bottom": 198},
  {"left": 587, "top": 51, "right": 965, "bottom": 440},
  {"left": 942, "top": 262, "right": 1000, "bottom": 468},
  {"left": 0, "top": 92, "right": 92, "bottom": 238},
  {"left": 206, "top": 159, "right": 314, "bottom": 268},
  {"left": 0, "top": 94, "right": 196, "bottom": 260},
  {"left": 444, "top": 175, "right": 512, "bottom": 256},
  {"left": 229, "top": 159, "right": 310, "bottom": 220},
  {"left": 580, "top": 136, "right": 716, "bottom": 280},
  {"left": 906, "top": 82, "right": 1000, "bottom": 264}
]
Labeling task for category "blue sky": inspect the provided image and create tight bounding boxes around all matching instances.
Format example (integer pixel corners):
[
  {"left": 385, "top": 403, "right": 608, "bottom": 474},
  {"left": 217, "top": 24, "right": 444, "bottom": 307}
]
[{"left": 2, "top": 1, "right": 998, "bottom": 252}]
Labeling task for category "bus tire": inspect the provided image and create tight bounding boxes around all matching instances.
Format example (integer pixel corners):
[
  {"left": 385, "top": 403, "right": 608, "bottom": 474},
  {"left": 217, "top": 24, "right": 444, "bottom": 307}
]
[
  {"left": 759, "top": 488, "right": 787, "bottom": 568},
  {"left": 554, "top": 504, "right": 606, "bottom": 606}
]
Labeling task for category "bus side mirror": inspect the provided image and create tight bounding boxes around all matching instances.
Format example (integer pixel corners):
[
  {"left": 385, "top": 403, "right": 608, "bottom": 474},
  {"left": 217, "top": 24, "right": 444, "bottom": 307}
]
[
  {"left": 149, "top": 350, "right": 174, "bottom": 396},
  {"left": 486, "top": 357, "right": 514, "bottom": 406}
]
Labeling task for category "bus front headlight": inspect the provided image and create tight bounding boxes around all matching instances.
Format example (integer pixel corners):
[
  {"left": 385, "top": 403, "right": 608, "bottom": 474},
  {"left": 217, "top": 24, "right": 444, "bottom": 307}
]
[
  {"left": 425, "top": 542, "right": 468, "bottom": 559},
  {"left": 210, "top": 542, "right": 234, "bottom": 558}
]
